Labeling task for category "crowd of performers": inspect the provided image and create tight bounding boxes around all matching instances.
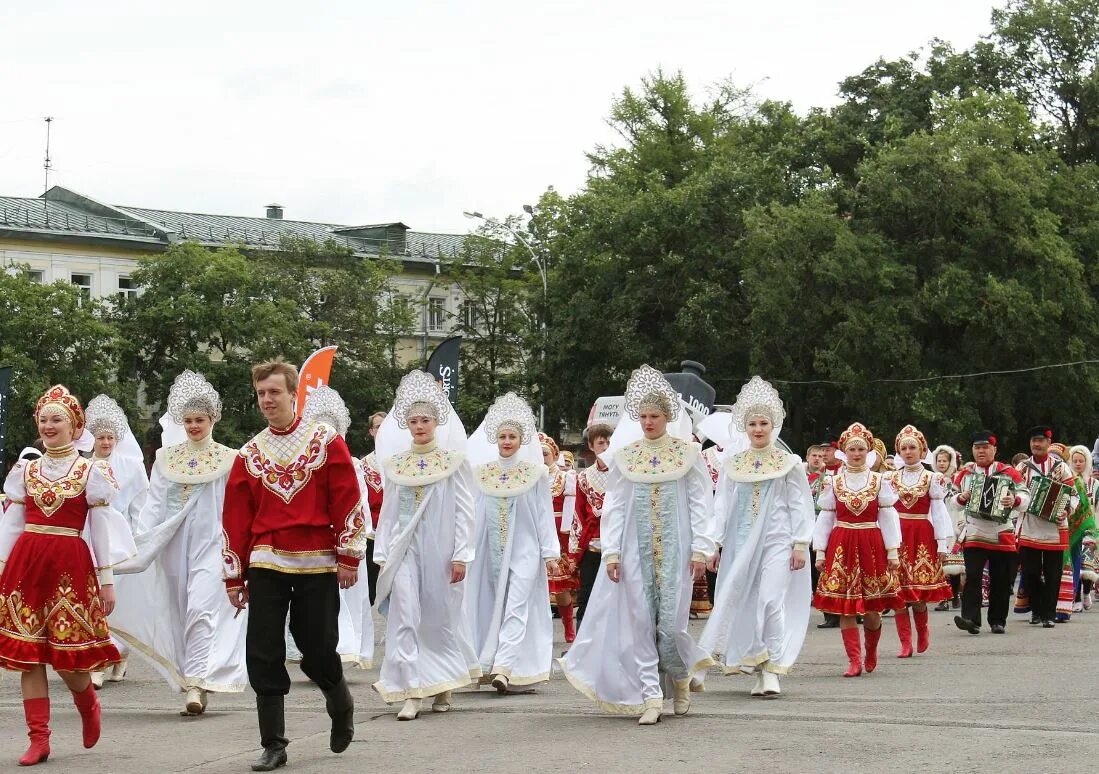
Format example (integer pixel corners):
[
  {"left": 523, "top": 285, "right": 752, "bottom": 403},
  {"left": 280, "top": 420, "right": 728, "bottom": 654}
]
[{"left": 0, "top": 363, "right": 1094, "bottom": 769}]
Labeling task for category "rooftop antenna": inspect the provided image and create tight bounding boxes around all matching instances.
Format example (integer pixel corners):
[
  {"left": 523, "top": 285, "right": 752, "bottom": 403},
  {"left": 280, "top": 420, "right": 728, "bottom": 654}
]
[{"left": 43, "top": 116, "right": 53, "bottom": 221}]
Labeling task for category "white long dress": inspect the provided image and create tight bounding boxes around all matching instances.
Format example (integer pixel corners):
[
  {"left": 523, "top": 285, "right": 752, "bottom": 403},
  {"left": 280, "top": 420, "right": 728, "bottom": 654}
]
[
  {"left": 699, "top": 447, "right": 814, "bottom": 678},
  {"left": 558, "top": 433, "right": 716, "bottom": 714},
  {"left": 465, "top": 456, "right": 560, "bottom": 685},
  {"left": 373, "top": 441, "right": 481, "bottom": 702},
  {"left": 336, "top": 464, "right": 375, "bottom": 668},
  {"left": 112, "top": 436, "right": 247, "bottom": 693}
]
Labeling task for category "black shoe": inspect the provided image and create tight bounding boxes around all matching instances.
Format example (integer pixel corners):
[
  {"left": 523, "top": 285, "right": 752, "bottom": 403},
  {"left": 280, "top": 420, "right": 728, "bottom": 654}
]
[
  {"left": 1042, "top": 619, "right": 1056, "bottom": 628},
  {"left": 322, "top": 679, "right": 355, "bottom": 754},
  {"left": 935, "top": 601, "right": 950, "bottom": 612},
  {"left": 252, "top": 748, "right": 288, "bottom": 772},
  {"left": 990, "top": 624, "right": 1005, "bottom": 634},
  {"left": 817, "top": 618, "right": 840, "bottom": 629},
  {"left": 954, "top": 615, "right": 980, "bottom": 634},
  {"left": 253, "top": 696, "right": 288, "bottom": 772},
  {"left": 951, "top": 595, "right": 960, "bottom": 610},
  {"left": 1030, "top": 613, "right": 1040, "bottom": 625}
]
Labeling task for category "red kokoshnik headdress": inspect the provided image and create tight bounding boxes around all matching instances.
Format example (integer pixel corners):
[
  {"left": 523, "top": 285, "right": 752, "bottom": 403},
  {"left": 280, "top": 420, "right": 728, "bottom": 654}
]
[{"left": 34, "top": 384, "right": 85, "bottom": 431}]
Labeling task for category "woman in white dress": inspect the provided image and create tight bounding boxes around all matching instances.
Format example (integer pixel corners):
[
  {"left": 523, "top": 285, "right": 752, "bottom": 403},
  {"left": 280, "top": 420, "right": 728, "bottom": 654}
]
[
  {"left": 372, "top": 370, "right": 480, "bottom": 720},
  {"left": 558, "top": 364, "right": 716, "bottom": 726},
  {"left": 699, "top": 377, "right": 814, "bottom": 698},
  {"left": 301, "top": 386, "right": 375, "bottom": 671},
  {"left": 111, "top": 371, "right": 245, "bottom": 716},
  {"left": 83, "top": 395, "right": 149, "bottom": 688},
  {"left": 465, "top": 392, "right": 561, "bottom": 693}
]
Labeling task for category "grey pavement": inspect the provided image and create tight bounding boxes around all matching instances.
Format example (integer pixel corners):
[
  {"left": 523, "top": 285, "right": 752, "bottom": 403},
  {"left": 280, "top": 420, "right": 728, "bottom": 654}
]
[{"left": 1, "top": 606, "right": 1094, "bottom": 774}]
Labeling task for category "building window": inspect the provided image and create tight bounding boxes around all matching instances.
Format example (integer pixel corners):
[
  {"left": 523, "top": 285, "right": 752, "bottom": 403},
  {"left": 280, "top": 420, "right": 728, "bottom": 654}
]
[
  {"left": 25, "top": 270, "right": 44, "bottom": 284},
  {"left": 428, "top": 297, "right": 446, "bottom": 332},
  {"left": 117, "top": 275, "right": 138, "bottom": 300},
  {"left": 461, "top": 300, "right": 478, "bottom": 328},
  {"left": 71, "top": 273, "right": 93, "bottom": 299}
]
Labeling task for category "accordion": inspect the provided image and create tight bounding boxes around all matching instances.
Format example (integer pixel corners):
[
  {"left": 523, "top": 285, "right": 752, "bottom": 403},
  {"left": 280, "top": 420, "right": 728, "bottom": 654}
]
[
  {"left": 964, "top": 472, "right": 1015, "bottom": 524},
  {"left": 1025, "top": 475, "right": 1073, "bottom": 524}
]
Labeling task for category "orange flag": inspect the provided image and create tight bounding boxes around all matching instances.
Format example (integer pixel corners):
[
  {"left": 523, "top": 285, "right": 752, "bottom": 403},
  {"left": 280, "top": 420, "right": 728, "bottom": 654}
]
[{"left": 296, "top": 345, "right": 338, "bottom": 417}]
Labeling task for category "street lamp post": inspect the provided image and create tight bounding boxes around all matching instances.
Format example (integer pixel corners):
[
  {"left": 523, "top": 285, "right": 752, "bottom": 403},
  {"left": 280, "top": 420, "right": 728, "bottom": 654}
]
[{"left": 464, "top": 210, "right": 548, "bottom": 431}]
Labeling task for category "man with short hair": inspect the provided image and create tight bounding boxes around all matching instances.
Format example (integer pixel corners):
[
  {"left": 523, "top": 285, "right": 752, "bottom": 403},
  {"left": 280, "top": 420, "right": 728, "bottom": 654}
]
[
  {"left": 568, "top": 423, "right": 613, "bottom": 624},
  {"left": 951, "top": 431, "right": 1028, "bottom": 635},
  {"left": 361, "top": 410, "right": 387, "bottom": 604},
  {"left": 223, "top": 358, "right": 368, "bottom": 772},
  {"left": 806, "top": 444, "right": 838, "bottom": 628}
]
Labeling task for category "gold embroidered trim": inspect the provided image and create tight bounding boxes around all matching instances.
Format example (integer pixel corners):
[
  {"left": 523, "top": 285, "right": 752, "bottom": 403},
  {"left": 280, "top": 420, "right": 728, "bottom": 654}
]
[{"left": 24, "top": 524, "right": 80, "bottom": 537}]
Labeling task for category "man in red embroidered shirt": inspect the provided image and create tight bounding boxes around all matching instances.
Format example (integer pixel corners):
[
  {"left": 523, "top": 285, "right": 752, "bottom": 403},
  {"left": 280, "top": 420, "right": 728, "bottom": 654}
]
[
  {"left": 567, "top": 423, "right": 613, "bottom": 624},
  {"left": 223, "top": 359, "right": 367, "bottom": 772}
]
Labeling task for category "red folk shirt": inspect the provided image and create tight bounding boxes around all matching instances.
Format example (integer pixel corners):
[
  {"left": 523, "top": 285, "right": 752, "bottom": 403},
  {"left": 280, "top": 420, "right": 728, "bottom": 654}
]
[
  {"left": 222, "top": 418, "right": 367, "bottom": 590},
  {"left": 361, "top": 451, "right": 384, "bottom": 531},
  {"left": 569, "top": 461, "right": 608, "bottom": 559},
  {"left": 951, "top": 462, "right": 1026, "bottom": 553},
  {"left": 1015, "top": 454, "right": 1076, "bottom": 551}
]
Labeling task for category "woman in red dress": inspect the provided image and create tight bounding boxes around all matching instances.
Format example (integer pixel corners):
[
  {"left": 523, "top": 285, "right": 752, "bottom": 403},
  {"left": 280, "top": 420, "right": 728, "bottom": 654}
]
[
  {"left": 540, "top": 433, "right": 580, "bottom": 642},
  {"left": 0, "top": 386, "right": 136, "bottom": 766},
  {"left": 813, "top": 423, "right": 903, "bottom": 677},
  {"left": 885, "top": 426, "right": 953, "bottom": 658}
]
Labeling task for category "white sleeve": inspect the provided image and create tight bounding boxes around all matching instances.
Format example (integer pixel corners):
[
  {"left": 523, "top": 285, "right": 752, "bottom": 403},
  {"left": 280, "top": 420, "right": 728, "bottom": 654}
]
[
  {"left": 452, "top": 462, "right": 476, "bottom": 564},
  {"left": 533, "top": 475, "right": 561, "bottom": 560},
  {"left": 123, "top": 458, "right": 150, "bottom": 529},
  {"left": 599, "top": 463, "right": 626, "bottom": 563},
  {"left": 0, "top": 464, "right": 28, "bottom": 567},
  {"left": 813, "top": 479, "right": 837, "bottom": 558},
  {"left": 929, "top": 474, "right": 954, "bottom": 552},
  {"left": 372, "top": 476, "right": 399, "bottom": 566},
  {"left": 877, "top": 477, "right": 902, "bottom": 553},
  {"left": 86, "top": 461, "right": 138, "bottom": 584},
  {"left": 355, "top": 465, "right": 376, "bottom": 540},
  {"left": 687, "top": 454, "right": 717, "bottom": 561},
  {"left": 559, "top": 470, "right": 577, "bottom": 534},
  {"left": 711, "top": 468, "right": 734, "bottom": 549},
  {"left": 786, "top": 465, "right": 815, "bottom": 551}
]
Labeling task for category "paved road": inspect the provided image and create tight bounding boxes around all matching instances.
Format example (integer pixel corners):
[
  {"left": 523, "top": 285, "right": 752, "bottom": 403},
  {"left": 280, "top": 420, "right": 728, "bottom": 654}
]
[{"left": 1, "top": 606, "right": 1094, "bottom": 773}]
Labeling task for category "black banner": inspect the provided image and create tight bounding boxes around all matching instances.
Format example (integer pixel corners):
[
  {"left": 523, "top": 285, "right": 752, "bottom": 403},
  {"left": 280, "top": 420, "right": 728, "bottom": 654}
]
[
  {"left": 426, "top": 336, "right": 461, "bottom": 408},
  {"left": 0, "top": 367, "right": 11, "bottom": 462}
]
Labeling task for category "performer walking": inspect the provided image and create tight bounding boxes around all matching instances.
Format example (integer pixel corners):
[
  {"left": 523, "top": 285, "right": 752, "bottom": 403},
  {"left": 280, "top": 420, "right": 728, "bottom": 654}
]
[
  {"left": 110, "top": 371, "right": 245, "bottom": 716},
  {"left": 951, "top": 431, "right": 1027, "bottom": 635},
  {"left": 372, "top": 370, "right": 480, "bottom": 720},
  {"left": 568, "top": 423, "right": 613, "bottom": 624},
  {"left": 1014, "top": 427, "right": 1077, "bottom": 628},
  {"left": 558, "top": 365, "right": 715, "bottom": 725},
  {"left": 813, "top": 423, "right": 902, "bottom": 677},
  {"left": 361, "top": 411, "right": 387, "bottom": 605},
  {"left": 223, "top": 360, "right": 366, "bottom": 772},
  {"left": 465, "top": 393, "right": 560, "bottom": 692},
  {"left": 885, "top": 426, "right": 953, "bottom": 657},
  {"left": 808, "top": 443, "right": 840, "bottom": 630},
  {"left": 0, "top": 386, "right": 136, "bottom": 766},
  {"left": 84, "top": 394, "right": 149, "bottom": 688},
  {"left": 700, "top": 377, "right": 814, "bottom": 697},
  {"left": 933, "top": 445, "right": 964, "bottom": 611},
  {"left": 541, "top": 433, "right": 580, "bottom": 642},
  {"left": 1067, "top": 446, "right": 1098, "bottom": 612}
]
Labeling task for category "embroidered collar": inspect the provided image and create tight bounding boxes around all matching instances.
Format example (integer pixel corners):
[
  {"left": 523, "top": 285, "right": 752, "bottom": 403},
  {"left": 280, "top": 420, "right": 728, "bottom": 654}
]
[
  {"left": 24, "top": 455, "right": 94, "bottom": 516},
  {"left": 833, "top": 470, "right": 881, "bottom": 516},
  {"left": 361, "top": 452, "right": 383, "bottom": 492},
  {"left": 888, "top": 468, "right": 931, "bottom": 509},
  {"left": 724, "top": 446, "right": 799, "bottom": 483},
  {"left": 269, "top": 416, "right": 301, "bottom": 435},
  {"left": 384, "top": 446, "right": 465, "bottom": 486},
  {"left": 241, "top": 419, "right": 336, "bottom": 503},
  {"left": 615, "top": 435, "right": 698, "bottom": 483},
  {"left": 159, "top": 436, "right": 236, "bottom": 485},
  {"left": 549, "top": 465, "right": 566, "bottom": 498},
  {"left": 474, "top": 459, "right": 542, "bottom": 496}
]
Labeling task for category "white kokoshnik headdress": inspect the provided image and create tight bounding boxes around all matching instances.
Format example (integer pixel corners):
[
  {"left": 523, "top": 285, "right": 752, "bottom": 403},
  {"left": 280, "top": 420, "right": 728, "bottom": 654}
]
[
  {"left": 730, "top": 376, "right": 785, "bottom": 433},
  {"left": 302, "top": 385, "right": 352, "bottom": 437},
  {"left": 393, "top": 369, "right": 450, "bottom": 428},
  {"left": 482, "top": 392, "right": 537, "bottom": 444},
  {"left": 623, "top": 364, "right": 680, "bottom": 421},
  {"left": 167, "top": 370, "right": 223, "bottom": 424},
  {"left": 85, "top": 394, "right": 130, "bottom": 440}
]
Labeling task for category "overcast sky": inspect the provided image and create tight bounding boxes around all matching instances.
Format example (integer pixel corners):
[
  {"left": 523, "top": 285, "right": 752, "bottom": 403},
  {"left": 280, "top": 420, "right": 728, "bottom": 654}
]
[{"left": 1, "top": 1, "right": 1001, "bottom": 234}]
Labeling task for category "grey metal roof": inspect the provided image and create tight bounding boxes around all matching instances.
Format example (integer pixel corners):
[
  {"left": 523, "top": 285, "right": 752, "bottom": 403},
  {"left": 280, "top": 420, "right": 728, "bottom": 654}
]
[{"left": 0, "top": 189, "right": 467, "bottom": 260}]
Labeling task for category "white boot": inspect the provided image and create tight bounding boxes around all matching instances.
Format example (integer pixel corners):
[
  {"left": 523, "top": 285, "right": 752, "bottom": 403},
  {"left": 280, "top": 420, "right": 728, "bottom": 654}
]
[
  {"left": 397, "top": 699, "right": 421, "bottom": 720},
  {"left": 108, "top": 657, "right": 128, "bottom": 683},
  {"left": 432, "top": 691, "right": 452, "bottom": 713},
  {"left": 90, "top": 671, "right": 105, "bottom": 689},
  {"left": 183, "top": 687, "right": 208, "bottom": 716},
  {"left": 491, "top": 674, "right": 510, "bottom": 694},
  {"left": 688, "top": 676, "right": 705, "bottom": 693},
  {"left": 750, "top": 671, "right": 764, "bottom": 696},
  {"left": 638, "top": 707, "right": 662, "bottom": 726},
  {"left": 761, "top": 671, "right": 781, "bottom": 697},
  {"left": 673, "top": 679, "right": 691, "bottom": 716}
]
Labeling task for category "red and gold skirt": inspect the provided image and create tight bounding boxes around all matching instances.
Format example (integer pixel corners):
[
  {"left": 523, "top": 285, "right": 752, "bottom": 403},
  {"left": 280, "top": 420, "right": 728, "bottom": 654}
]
[
  {"left": 897, "top": 518, "right": 952, "bottom": 603},
  {"left": 813, "top": 522, "right": 902, "bottom": 615},
  {"left": 0, "top": 533, "right": 120, "bottom": 672},
  {"left": 548, "top": 516, "right": 580, "bottom": 596}
]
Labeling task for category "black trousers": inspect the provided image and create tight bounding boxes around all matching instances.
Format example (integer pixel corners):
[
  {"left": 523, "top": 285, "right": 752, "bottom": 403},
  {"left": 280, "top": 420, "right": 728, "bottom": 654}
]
[
  {"left": 1019, "top": 546, "right": 1063, "bottom": 622},
  {"left": 576, "top": 550, "right": 601, "bottom": 623},
  {"left": 366, "top": 538, "right": 381, "bottom": 606},
  {"left": 246, "top": 568, "right": 343, "bottom": 696},
  {"left": 961, "top": 548, "right": 1015, "bottom": 627}
]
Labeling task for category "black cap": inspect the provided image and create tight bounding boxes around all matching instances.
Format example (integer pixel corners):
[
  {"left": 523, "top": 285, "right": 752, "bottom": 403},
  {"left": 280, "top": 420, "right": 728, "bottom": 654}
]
[
  {"left": 971, "top": 430, "right": 998, "bottom": 446},
  {"left": 1026, "top": 425, "right": 1054, "bottom": 441}
]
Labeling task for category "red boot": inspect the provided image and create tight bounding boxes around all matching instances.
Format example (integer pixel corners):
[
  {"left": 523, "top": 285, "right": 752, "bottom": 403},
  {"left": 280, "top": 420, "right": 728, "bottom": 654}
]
[
  {"left": 864, "top": 625, "right": 882, "bottom": 673},
  {"left": 561, "top": 604, "right": 577, "bottom": 643},
  {"left": 18, "top": 698, "right": 50, "bottom": 766},
  {"left": 71, "top": 683, "right": 101, "bottom": 749},
  {"left": 841, "top": 628, "right": 862, "bottom": 677},
  {"left": 913, "top": 608, "right": 930, "bottom": 653},
  {"left": 895, "top": 607, "right": 913, "bottom": 658}
]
